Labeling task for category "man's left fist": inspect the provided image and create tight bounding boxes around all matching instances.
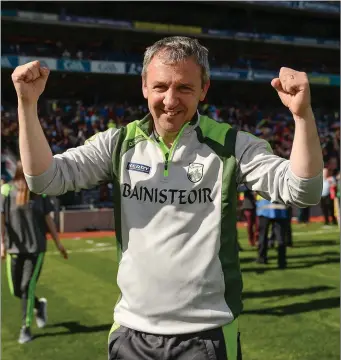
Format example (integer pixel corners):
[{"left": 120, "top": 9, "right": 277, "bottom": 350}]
[{"left": 271, "top": 67, "right": 311, "bottom": 118}]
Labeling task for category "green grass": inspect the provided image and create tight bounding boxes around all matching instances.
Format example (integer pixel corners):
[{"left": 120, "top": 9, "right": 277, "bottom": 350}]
[{"left": 1, "top": 223, "right": 340, "bottom": 360}]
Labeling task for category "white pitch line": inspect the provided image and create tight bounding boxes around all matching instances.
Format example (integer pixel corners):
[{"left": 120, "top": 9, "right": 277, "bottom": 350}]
[
  {"left": 293, "top": 229, "right": 339, "bottom": 236},
  {"left": 48, "top": 246, "right": 116, "bottom": 255},
  {"left": 47, "top": 229, "right": 339, "bottom": 256}
]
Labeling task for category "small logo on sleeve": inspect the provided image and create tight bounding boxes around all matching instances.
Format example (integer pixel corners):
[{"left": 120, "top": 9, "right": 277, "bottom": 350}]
[{"left": 127, "top": 162, "right": 151, "bottom": 174}]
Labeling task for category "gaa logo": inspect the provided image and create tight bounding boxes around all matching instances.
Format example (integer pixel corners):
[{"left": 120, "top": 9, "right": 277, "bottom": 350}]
[{"left": 187, "top": 163, "right": 204, "bottom": 183}]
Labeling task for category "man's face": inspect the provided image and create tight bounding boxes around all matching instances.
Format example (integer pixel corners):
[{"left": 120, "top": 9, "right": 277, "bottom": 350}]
[{"left": 142, "top": 54, "right": 210, "bottom": 134}]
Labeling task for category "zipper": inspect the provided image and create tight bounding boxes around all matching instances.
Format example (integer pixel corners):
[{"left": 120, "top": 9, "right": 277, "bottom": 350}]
[
  {"left": 160, "top": 123, "right": 189, "bottom": 177},
  {"left": 137, "top": 122, "right": 190, "bottom": 177},
  {"left": 136, "top": 127, "right": 169, "bottom": 175},
  {"left": 157, "top": 138, "right": 170, "bottom": 176},
  {"left": 164, "top": 153, "right": 169, "bottom": 177}
]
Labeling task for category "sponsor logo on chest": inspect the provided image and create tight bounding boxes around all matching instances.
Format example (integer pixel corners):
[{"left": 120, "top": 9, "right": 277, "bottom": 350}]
[{"left": 126, "top": 162, "right": 151, "bottom": 174}]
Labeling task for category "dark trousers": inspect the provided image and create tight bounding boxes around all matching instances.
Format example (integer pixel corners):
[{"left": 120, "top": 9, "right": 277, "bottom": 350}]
[
  {"left": 320, "top": 196, "right": 337, "bottom": 225},
  {"left": 243, "top": 209, "right": 258, "bottom": 245},
  {"left": 108, "top": 325, "right": 242, "bottom": 360},
  {"left": 298, "top": 207, "right": 310, "bottom": 223},
  {"left": 286, "top": 207, "right": 293, "bottom": 246},
  {"left": 257, "top": 216, "right": 287, "bottom": 268},
  {"left": 269, "top": 222, "right": 292, "bottom": 247},
  {"left": 7, "top": 253, "right": 45, "bottom": 328}
]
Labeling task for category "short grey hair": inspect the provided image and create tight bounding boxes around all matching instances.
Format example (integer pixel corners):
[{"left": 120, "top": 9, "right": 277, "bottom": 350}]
[{"left": 142, "top": 36, "right": 210, "bottom": 86}]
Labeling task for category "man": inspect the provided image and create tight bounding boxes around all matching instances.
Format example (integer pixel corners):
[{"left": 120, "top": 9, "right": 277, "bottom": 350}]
[
  {"left": 12, "top": 36, "right": 322, "bottom": 359},
  {"left": 255, "top": 196, "right": 289, "bottom": 268}
]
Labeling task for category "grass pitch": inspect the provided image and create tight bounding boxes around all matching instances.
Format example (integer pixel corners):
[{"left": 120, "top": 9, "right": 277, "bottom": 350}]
[{"left": 1, "top": 223, "right": 339, "bottom": 360}]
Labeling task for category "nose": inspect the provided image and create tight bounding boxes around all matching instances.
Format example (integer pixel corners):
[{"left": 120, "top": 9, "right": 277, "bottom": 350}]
[{"left": 163, "top": 88, "right": 179, "bottom": 110}]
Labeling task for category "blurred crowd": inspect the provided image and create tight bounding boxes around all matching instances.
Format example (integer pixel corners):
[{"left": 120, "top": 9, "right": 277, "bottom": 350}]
[
  {"left": 2, "top": 100, "right": 340, "bottom": 209},
  {"left": 2, "top": 100, "right": 339, "bottom": 170},
  {"left": 1, "top": 101, "right": 148, "bottom": 160},
  {"left": 3, "top": 37, "right": 339, "bottom": 74}
]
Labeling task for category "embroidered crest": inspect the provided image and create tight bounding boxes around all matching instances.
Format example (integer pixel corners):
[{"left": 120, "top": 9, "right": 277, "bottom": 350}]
[{"left": 187, "top": 163, "right": 204, "bottom": 183}]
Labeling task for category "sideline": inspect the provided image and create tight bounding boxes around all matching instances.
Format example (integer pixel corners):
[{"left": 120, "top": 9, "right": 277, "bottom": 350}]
[{"left": 47, "top": 217, "right": 330, "bottom": 240}]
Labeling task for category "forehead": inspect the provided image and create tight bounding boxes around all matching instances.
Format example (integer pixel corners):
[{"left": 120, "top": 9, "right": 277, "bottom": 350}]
[{"left": 146, "top": 55, "right": 201, "bottom": 84}]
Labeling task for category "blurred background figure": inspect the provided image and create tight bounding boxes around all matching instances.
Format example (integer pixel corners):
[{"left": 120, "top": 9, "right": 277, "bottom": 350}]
[
  {"left": 255, "top": 196, "right": 289, "bottom": 269},
  {"left": 1, "top": 161, "right": 68, "bottom": 344},
  {"left": 321, "top": 167, "right": 338, "bottom": 226},
  {"left": 285, "top": 206, "right": 293, "bottom": 247},
  {"left": 335, "top": 172, "right": 341, "bottom": 227},
  {"left": 298, "top": 207, "right": 311, "bottom": 225},
  {"left": 240, "top": 189, "right": 259, "bottom": 247}
]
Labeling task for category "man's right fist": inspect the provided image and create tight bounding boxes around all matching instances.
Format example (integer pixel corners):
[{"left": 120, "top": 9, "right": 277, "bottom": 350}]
[{"left": 11, "top": 60, "right": 50, "bottom": 104}]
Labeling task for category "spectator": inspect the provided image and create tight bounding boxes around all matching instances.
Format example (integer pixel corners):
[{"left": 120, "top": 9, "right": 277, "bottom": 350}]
[
  {"left": 241, "top": 189, "right": 259, "bottom": 246},
  {"left": 62, "top": 49, "right": 71, "bottom": 58},
  {"left": 320, "top": 167, "right": 338, "bottom": 226}
]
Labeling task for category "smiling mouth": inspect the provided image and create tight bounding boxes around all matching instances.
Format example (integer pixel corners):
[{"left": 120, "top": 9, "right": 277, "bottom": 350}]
[{"left": 163, "top": 110, "right": 182, "bottom": 116}]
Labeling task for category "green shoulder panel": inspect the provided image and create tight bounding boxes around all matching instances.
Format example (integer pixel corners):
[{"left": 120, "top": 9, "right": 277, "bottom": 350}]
[
  {"left": 110, "top": 119, "right": 149, "bottom": 263},
  {"left": 198, "top": 115, "right": 231, "bottom": 146},
  {"left": 197, "top": 115, "right": 243, "bottom": 318},
  {"left": 121, "top": 121, "right": 149, "bottom": 155},
  {"left": 111, "top": 120, "right": 149, "bottom": 180},
  {"left": 196, "top": 115, "right": 236, "bottom": 158}
]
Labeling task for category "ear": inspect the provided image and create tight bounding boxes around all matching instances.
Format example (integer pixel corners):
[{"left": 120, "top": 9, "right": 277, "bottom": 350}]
[
  {"left": 142, "top": 77, "right": 148, "bottom": 99},
  {"left": 199, "top": 80, "right": 210, "bottom": 102}
]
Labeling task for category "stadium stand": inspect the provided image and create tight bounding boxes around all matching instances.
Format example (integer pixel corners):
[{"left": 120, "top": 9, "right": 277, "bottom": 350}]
[{"left": 1, "top": 1, "right": 340, "bottom": 221}]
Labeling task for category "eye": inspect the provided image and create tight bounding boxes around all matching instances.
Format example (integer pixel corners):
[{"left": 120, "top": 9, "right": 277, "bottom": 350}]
[
  {"left": 153, "top": 85, "right": 167, "bottom": 92},
  {"left": 179, "top": 86, "right": 193, "bottom": 93}
]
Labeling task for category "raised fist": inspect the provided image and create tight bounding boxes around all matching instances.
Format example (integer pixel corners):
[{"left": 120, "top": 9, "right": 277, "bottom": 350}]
[
  {"left": 11, "top": 60, "right": 50, "bottom": 104},
  {"left": 271, "top": 67, "right": 311, "bottom": 118}
]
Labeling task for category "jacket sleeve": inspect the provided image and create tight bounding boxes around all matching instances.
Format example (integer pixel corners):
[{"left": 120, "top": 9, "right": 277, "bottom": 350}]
[
  {"left": 25, "top": 128, "right": 120, "bottom": 196},
  {"left": 235, "top": 131, "right": 323, "bottom": 207}
]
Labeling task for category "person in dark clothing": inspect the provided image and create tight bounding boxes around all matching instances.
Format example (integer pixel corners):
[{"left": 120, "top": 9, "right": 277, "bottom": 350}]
[
  {"left": 298, "top": 207, "right": 310, "bottom": 224},
  {"left": 241, "top": 189, "right": 259, "bottom": 246},
  {"left": 267, "top": 206, "right": 292, "bottom": 248},
  {"left": 321, "top": 168, "right": 337, "bottom": 225},
  {"left": 285, "top": 206, "right": 293, "bottom": 247},
  {"left": 1, "top": 161, "right": 68, "bottom": 344},
  {"left": 268, "top": 223, "right": 276, "bottom": 249},
  {"left": 255, "top": 198, "right": 288, "bottom": 269}
]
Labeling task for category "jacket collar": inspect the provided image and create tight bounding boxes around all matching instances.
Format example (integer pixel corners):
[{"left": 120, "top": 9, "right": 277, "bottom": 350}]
[{"left": 137, "top": 110, "right": 201, "bottom": 137}]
